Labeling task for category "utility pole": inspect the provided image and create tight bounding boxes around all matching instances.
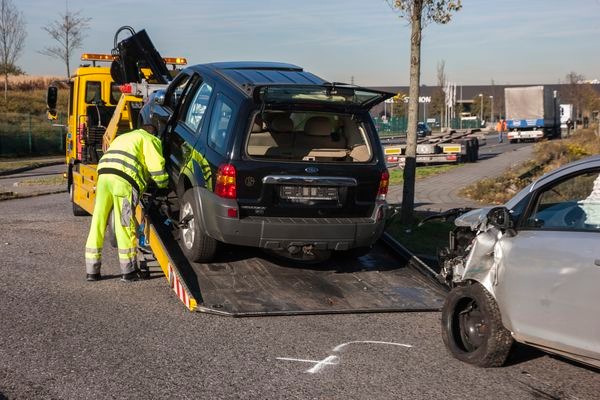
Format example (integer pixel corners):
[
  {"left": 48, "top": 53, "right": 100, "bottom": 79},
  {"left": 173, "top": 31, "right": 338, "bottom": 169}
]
[{"left": 489, "top": 95, "right": 494, "bottom": 123}]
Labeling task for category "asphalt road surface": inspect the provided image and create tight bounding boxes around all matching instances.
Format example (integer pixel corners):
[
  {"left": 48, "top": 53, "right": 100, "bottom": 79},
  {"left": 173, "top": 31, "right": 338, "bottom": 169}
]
[{"left": 1, "top": 189, "right": 599, "bottom": 396}]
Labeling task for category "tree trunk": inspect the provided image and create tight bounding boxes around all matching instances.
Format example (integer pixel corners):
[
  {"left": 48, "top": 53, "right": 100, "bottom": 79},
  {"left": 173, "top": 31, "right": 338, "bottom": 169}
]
[
  {"left": 3, "top": 72, "right": 7, "bottom": 101},
  {"left": 400, "top": 1, "right": 423, "bottom": 225}
]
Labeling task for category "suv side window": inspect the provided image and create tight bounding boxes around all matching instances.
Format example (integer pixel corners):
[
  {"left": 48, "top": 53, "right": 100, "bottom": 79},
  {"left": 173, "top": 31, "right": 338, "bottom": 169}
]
[
  {"left": 524, "top": 171, "right": 600, "bottom": 231},
  {"left": 183, "top": 82, "right": 213, "bottom": 133},
  {"left": 207, "top": 94, "right": 235, "bottom": 156}
]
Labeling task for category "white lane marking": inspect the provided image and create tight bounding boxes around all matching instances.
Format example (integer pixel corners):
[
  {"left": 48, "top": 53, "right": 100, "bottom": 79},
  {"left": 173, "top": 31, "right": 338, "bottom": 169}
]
[
  {"left": 277, "top": 341, "right": 412, "bottom": 374},
  {"left": 306, "top": 355, "right": 339, "bottom": 374},
  {"left": 333, "top": 340, "right": 413, "bottom": 352},
  {"left": 275, "top": 357, "right": 338, "bottom": 365},
  {"left": 276, "top": 356, "right": 340, "bottom": 374}
]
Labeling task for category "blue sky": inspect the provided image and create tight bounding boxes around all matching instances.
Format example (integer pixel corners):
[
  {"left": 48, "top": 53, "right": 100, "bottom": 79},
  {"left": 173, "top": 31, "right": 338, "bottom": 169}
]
[{"left": 16, "top": 0, "right": 600, "bottom": 86}]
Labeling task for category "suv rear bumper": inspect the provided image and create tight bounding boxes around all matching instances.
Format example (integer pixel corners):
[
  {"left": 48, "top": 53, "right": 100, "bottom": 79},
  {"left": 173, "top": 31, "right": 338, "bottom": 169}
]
[{"left": 193, "top": 187, "right": 388, "bottom": 251}]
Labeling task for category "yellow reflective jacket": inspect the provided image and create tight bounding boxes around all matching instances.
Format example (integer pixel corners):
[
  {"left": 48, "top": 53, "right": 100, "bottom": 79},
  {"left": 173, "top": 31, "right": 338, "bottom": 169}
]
[{"left": 97, "top": 128, "right": 168, "bottom": 192}]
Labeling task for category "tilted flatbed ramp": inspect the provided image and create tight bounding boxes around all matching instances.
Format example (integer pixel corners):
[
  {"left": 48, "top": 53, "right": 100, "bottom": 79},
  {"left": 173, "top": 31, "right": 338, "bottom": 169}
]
[{"left": 137, "top": 203, "right": 447, "bottom": 316}]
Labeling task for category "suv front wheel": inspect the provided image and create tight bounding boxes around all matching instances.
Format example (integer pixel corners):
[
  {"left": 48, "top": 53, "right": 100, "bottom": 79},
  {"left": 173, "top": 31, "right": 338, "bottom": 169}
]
[{"left": 179, "top": 189, "right": 217, "bottom": 263}]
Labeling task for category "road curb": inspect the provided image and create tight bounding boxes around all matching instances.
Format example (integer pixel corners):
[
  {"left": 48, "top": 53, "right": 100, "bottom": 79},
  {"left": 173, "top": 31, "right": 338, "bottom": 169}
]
[
  {"left": 0, "top": 161, "right": 64, "bottom": 177},
  {"left": 0, "top": 189, "right": 67, "bottom": 202}
]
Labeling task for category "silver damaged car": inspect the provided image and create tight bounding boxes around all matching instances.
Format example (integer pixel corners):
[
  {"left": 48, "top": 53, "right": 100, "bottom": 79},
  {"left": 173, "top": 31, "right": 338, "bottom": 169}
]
[{"left": 439, "top": 155, "right": 600, "bottom": 368}]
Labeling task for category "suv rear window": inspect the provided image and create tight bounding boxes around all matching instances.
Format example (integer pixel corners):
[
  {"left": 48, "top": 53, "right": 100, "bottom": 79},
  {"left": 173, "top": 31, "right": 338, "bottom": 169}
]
[{"left": 246, "top": 111, "right": 373, "bottom": 163}]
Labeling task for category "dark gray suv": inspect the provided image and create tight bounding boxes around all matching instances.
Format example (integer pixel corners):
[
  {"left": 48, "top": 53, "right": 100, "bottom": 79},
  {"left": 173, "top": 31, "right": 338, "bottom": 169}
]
[{"left": 141, "top": 62, "right": 394, "bottom": 262}]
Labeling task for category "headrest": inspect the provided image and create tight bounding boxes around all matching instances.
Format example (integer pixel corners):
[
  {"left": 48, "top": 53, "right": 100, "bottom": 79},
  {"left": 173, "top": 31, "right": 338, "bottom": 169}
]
[
  {"left": 304, "top": 116, "right": 332, "bottom": 136},
  {"left": 269, "top": 115, "right": 294, "bottom": 132}
]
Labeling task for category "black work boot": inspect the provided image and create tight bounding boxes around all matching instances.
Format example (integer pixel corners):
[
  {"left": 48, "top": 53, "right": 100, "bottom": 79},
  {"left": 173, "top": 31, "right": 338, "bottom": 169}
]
[
  {"left": 86, "top": 273, "right": 101, "bottom": 282},
  {"left": 120, "top": 271, "right": 140, "bottom": 282}
]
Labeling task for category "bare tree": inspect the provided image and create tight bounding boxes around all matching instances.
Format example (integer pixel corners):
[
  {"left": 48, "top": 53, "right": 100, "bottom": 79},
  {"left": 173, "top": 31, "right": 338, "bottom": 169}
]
[
  {"left": 429, "top": 60, "right": 446, "bottom": 127},
  {"left": 40, "top": 8, "right": 90, "bottom": 78},
  {"left": 0, "top": 0, "right": 26, "bottom": 101},
  {"left": 389, "top": 0, "right": 462, "bottom": 224}
]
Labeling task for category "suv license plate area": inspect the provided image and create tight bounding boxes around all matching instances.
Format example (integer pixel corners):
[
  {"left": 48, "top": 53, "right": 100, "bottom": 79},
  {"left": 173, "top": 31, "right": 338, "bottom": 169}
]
[{"left": 279, "top": 185, "right": 339, "bottom": 202}]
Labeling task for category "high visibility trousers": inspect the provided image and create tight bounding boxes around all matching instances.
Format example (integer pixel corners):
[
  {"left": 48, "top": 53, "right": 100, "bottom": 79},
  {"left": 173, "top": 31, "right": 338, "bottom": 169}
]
[{"left": 85, "top": 174, "right": 138, "bottom": 275}]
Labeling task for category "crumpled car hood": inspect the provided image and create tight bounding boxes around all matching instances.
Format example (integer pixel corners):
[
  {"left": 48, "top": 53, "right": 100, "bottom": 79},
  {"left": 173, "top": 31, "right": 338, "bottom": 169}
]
[{"left": 454, "top": 207, "right": 493, "bottom": 230}]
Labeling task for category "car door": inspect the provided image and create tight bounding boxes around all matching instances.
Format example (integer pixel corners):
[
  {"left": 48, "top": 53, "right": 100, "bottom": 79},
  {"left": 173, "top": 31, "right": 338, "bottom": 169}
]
[
  {"left": 495, "top": 169, "right": 600, "bottom": 361},
  {"left": 170, "top": 78, "right": 215, "bottom": 187},
  {"left": 160, "top": 73, "right": 201, "bottom": 180}
]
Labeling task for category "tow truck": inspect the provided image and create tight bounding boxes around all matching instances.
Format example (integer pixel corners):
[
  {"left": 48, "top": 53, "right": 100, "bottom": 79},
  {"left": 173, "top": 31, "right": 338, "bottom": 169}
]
[{"left": 47, "top": 27, "right": 446, "bottom": 316}]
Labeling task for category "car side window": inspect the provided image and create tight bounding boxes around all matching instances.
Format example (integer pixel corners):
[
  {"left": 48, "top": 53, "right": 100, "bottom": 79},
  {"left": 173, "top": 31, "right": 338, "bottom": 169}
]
[
  {"left": 524, "top": 171, "right": 600, "bottom": 231},
  {"left": 207, "top": 94, "right": 235, "bottom": 156},
  {"left": 184, "top": 82, "right": 213, "bottom": 133}
]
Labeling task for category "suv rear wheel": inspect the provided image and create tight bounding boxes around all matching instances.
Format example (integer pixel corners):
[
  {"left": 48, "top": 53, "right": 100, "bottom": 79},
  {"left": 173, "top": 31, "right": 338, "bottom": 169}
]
[{"left": 179, "top": 189, "right": 217, "bottom": 263}]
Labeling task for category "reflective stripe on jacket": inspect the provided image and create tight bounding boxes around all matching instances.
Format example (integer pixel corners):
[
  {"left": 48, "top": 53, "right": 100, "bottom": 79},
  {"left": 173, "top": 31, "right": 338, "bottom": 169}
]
[{"left": 97, "top": 128, "right": 168, "bottom": 192}]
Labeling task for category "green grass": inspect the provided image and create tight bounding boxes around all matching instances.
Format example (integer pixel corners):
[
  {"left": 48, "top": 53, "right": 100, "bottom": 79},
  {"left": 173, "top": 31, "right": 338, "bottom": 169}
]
[
  {"left": 386, "top": 214, "right": 454, "bottom": 259},
  {"left": 389, "top": 164, "right": 460, "bottom": 185},
  {"left": 17, "top": 176, "right": 65, "bottom": 186}
]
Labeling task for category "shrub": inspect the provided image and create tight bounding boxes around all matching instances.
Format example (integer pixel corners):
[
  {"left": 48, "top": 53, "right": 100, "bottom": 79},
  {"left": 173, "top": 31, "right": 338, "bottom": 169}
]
[{"left": 461, "top": 129, "right": 600, "bottom": 204}]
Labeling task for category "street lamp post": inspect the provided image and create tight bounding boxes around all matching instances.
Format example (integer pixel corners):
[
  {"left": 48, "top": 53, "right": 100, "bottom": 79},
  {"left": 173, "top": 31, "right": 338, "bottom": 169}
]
[
  {"left": 478, "top": 93, "right": 483, "bottom": 125},
  {"left": 489, "top": 95, "right": 494, "bottom": 123}
]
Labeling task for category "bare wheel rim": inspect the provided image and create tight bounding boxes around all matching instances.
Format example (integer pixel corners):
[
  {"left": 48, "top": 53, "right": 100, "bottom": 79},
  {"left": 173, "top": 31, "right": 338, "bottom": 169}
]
[
  {"left": 181, "top": 202, "right": 195, "bottom": 249},
  {"left": 457, "top": 298, "right": 488, "bottom": 352}
]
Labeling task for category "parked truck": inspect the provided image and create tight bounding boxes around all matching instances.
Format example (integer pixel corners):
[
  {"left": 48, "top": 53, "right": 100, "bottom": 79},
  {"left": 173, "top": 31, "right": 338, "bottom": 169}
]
[
  {"left": 560, "top": 103, "right": 575, "bottom": 134},
  {"left": 505, "top": 86, "right": 560, "bottom": 143}
]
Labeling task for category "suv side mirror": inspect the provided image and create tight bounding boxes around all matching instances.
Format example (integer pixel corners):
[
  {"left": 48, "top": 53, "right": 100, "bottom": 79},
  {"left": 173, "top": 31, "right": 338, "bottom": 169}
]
[
  {"left": 153, "top": 89, "right": 166, "bottom": 106},
  {"left": 487, "top": 206, "right": 516, "bottom": 236},
  {"left": 47, "top": 86, "right": 58, "bottom": 120}
]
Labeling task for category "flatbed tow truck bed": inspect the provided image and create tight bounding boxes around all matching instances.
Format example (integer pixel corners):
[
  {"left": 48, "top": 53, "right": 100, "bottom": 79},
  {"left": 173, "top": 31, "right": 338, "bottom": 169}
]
[{"left": 137, "top": 198, "right": 447, "bottom": 316}]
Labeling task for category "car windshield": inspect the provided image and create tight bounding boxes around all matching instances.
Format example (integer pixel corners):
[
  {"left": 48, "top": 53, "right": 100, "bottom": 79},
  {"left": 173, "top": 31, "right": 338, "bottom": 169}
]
[{"left": 245, "top": 110, "right": 373, "bottom": 163}]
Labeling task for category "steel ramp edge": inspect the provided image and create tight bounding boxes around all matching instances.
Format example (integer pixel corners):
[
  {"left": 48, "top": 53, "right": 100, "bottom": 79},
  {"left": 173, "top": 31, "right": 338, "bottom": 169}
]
[
  {"left": 135, "top": 204, "right": 199, "bottom": 311},
  {"left": 137, "top": 202, "right": 448, "bottom": 316}
]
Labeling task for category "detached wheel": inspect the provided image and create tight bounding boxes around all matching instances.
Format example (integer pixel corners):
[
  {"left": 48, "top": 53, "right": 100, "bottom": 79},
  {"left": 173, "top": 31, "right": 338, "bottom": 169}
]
[
  {"left": 441, "top": 282, "right": 513, "bottom": 367},
  {"left": 179, "top": 189, "right": 217, "bottom": 263},
  {"left": 69, "top": 183, "right": 88, "bottom": 216}
]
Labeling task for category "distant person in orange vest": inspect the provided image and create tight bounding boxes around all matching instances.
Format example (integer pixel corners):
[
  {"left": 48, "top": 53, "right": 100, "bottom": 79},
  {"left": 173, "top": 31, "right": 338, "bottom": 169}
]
[{"left": 496, "top": 119, "right": 506, "bottom": 143}]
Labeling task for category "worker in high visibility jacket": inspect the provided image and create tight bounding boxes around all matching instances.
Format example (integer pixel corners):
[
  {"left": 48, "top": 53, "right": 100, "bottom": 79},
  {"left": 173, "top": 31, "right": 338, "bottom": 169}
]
[{"left": 85, "top": 126, "right": 168, "bottom": 282}]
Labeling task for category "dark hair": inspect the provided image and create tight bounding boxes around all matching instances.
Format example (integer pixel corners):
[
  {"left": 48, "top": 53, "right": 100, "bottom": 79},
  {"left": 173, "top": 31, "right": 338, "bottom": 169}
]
[{"left": 141, "top": 124, "right": 157, "bottom": 135}]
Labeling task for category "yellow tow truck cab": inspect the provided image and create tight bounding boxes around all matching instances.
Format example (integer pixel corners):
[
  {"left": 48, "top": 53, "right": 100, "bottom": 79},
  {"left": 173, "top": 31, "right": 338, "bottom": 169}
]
[{"left": 47, "top": 52, "right": 185, "bottom": 215}]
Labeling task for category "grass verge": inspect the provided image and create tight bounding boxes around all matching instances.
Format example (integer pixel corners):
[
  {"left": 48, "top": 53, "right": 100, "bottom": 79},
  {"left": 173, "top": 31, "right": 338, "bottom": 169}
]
[
  {"left": 389, "top": 164, "right": 460, "bottom": 185},
  {"left": 17, "top": 176, "right": 65, "bottom": 186},
  {"left": 385, "top": 211, "right": 455, "bottom": 265},
  {"left": 460, "top": 129, "right": 600, "bottom": 204}
]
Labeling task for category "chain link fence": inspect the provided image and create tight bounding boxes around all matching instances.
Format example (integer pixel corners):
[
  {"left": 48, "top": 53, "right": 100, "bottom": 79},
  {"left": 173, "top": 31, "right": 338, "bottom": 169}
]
[
  {"left": 373, "top": 116, "right": 408, "bottom": 136},
  {"left": 0, "top": 113, "right": 67, "bottom": 157},
  {"left": 373, "top": 116, "right": 482, "bottom": 136}
]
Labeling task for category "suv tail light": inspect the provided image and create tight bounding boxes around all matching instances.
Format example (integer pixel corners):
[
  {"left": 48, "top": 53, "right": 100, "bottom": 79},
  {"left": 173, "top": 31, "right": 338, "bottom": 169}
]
[
  {"left": 215, "top": 164, "right": 237, "bottom": 199},
  {"left": 377, "top": 169, "right": 389, "bottom": 201}
]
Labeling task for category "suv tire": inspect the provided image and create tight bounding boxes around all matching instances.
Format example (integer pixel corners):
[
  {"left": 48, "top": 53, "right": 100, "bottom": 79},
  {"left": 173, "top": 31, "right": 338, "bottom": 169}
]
[
  {"left": 179, "top": 189, "right": 217, "bottom": 263},
  {"left": 441, "top": 282, "right": 513, "bottom": 367}
]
